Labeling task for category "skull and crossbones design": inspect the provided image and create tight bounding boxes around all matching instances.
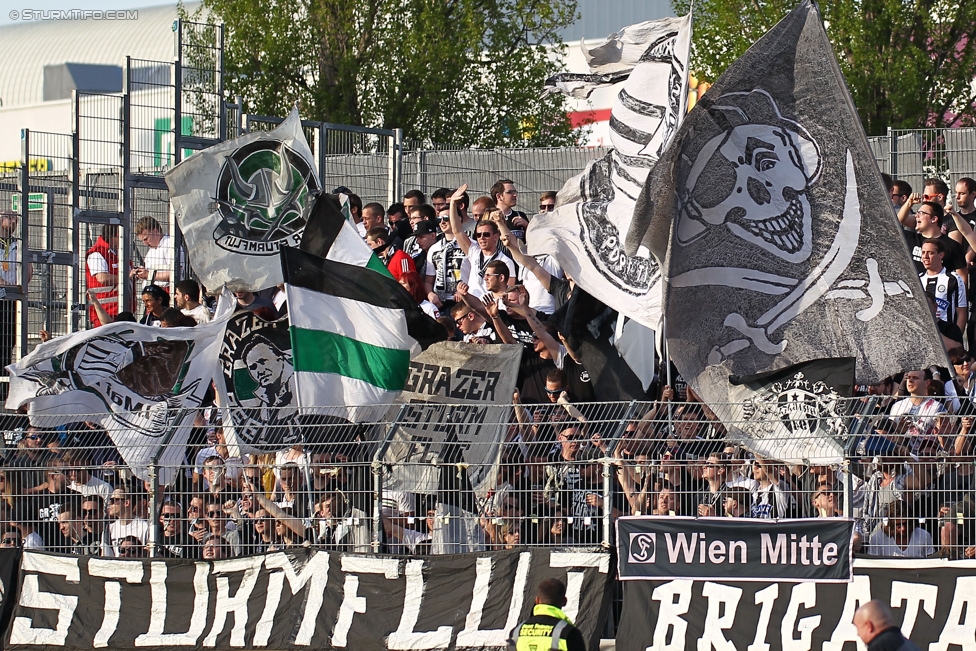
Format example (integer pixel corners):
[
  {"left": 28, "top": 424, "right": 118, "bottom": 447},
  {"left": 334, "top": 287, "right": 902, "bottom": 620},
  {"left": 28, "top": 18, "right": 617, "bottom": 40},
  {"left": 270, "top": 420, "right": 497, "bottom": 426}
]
[
  {"left": 669, "top": 90, "right": 909, "bottom": 364},
  {"left": 676, "top": 90, "right": 821, "bottom": 262}
]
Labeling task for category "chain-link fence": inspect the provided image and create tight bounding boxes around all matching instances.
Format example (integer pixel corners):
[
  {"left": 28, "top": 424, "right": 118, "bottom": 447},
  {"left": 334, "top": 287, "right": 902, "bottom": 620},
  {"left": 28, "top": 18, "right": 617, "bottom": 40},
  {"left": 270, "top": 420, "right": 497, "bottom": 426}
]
[
  {"left": 399, "top": 145, "right": 610, "bottom": 201},
  {"left": 868, "top": 127, "right": 976, "bottom": 193},
  {"left": 0, "top": 398, "right": 972, "bottom": 561}
]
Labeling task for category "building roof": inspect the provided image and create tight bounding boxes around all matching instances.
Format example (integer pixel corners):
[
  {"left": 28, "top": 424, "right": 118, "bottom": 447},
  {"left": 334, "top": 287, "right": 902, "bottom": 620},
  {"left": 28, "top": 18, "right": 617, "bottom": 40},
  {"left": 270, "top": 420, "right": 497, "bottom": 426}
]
[{"left": 0, "top": 3, "right": 200, "bottom": 108}]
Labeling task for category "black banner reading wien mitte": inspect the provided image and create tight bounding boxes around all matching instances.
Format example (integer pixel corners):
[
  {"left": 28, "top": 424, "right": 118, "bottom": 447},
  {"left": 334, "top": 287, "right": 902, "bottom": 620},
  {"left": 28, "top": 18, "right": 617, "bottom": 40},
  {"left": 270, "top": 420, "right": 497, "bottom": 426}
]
[
  {"left": 4, "top": 549, "right": 611, "bottom": 651},
  {"left": 617, "top": 516, "right": 854, "bottom": 582},
  {"left": 616, "top": 559, "right": 976, "bottom": 651}
]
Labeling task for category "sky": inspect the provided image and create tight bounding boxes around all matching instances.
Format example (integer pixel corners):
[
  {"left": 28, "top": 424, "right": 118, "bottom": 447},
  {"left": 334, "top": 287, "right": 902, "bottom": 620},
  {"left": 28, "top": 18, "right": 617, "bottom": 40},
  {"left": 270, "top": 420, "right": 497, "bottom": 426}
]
[{"left": 0, "top": 0, "right": 177, "bottom": 26}]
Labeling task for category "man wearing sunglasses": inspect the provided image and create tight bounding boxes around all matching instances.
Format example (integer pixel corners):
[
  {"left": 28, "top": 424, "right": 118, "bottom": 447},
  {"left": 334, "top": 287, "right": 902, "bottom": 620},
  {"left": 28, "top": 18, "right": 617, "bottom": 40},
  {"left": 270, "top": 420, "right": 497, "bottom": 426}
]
[
  {"left": 902, "top": 201, "right": 966, "bottom": 280},
  {"left": 890, "top": 180, "right": 912, "bottom": 211},
  {"left": 450, "top": 196, "right": 516, "bottom": 298},
  {"left": 157, "top": 500, "right": 195, "bottom": 558},
  {"left": 537, "top": 191, "right": 557, "bottom": 216},
  {"left": 427, "top": 205, "right": 469, "bottom": 308},
  {"left": 107, "top": 484, "right": 149, "bottom": 556}
]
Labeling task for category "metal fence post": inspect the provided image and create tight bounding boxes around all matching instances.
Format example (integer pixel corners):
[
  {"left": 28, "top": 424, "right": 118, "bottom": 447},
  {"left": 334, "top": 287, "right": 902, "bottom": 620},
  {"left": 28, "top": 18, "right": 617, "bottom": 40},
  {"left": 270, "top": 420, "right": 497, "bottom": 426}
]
[
  {"left": 371, "top": 459, "right": 384, "bottom": 553},
  {"left": 415, "top": 149, "right": 426, "bottom": 194},
  {"left": 603, "top": 401, "right": 639, "bottom": 548},
  {"left": 889, "top": 127, "right": 897, "bottom": 179},
  {"left": 370, "top": 404, "right": 410, "bottom": 553},
  {"left": 147, "top": 461, "right": 160, "bottom": 556},
  {"left": 390, "top": 129, "right": 403, "bottom": 206}
]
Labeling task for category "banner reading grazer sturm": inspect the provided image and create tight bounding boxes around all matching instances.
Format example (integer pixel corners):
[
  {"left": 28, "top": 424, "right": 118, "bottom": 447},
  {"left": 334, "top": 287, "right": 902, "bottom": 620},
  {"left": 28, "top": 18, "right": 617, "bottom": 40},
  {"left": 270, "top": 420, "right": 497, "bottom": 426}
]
[
  {"left": 4, "top": 548, "right": 611, "bottom": 651},
  {"left": 616, "top": 559, "right": 976, "bottom": 651},
  {"left": 380, "top": 342, "right": 523, "bottom": 553},
  {"left": 167, "top": 107, "right": 320, "bottom": 292},
  {"left": 629, "top": 1, "right": 946, "bottom": 416},
  {"left": 6, "top": 292, "right": 235, "bottom": 484},
  {"left": 381, "top": 342, "right": 523, "bottom": 495},
  {"left": 617, "top": 516, "right": 854, "bottom": 582}
]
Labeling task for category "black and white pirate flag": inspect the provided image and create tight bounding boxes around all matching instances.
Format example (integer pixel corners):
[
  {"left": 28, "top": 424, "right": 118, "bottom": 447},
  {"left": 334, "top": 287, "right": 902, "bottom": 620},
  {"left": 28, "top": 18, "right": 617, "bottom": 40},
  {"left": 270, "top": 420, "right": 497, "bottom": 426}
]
[
  {"left": 528, "top": 14, "right": 692, "bottom": 330},
  {"left": 627, "top": 1, "right": 946, "bottom": 430}
]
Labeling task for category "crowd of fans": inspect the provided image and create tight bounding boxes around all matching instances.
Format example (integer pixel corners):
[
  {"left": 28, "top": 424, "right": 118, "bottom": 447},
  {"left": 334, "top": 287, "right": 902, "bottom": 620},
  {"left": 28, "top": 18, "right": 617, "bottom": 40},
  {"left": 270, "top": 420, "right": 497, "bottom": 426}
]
[{"left": 1, "top": 175, "right": 975, "bottom": 560}]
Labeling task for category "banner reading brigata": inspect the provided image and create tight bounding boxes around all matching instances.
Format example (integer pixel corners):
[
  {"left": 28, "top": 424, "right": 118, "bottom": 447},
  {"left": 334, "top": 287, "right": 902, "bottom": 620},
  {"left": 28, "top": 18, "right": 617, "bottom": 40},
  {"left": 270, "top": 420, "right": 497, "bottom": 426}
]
[
  {"left": 616, "top": 559, "right": 976, "bottom": 651},
  {"left": 617, "top": 516, "right": 853, "bottom": 582},
  {"left": 5, "top": 549, "right": 610, "bottom": 651}
]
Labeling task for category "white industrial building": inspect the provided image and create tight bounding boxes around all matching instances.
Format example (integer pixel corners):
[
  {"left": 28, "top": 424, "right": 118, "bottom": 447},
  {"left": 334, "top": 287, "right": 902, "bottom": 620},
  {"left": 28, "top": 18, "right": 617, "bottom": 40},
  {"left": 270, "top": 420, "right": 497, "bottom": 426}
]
[{"left": 0, "top": 0, "right": 675, "bottom": 165}]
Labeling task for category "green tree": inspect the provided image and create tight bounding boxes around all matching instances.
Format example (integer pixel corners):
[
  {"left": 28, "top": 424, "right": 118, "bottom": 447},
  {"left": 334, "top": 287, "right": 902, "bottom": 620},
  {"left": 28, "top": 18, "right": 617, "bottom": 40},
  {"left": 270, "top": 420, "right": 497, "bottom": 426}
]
[
  {"left": 191, "top": 0, "right": 581, "bottom": 147},
  {"left": 672, "top": 0, "right": 976, "bottom": 135}
]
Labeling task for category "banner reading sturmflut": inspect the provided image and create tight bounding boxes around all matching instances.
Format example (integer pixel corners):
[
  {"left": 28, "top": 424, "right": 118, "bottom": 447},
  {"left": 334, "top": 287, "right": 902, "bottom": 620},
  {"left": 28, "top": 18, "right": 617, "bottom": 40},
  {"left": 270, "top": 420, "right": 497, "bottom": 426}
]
[
  {"left": 617, "top": 516, "right": 854, "bottom": 583},
  {"left": 5, "top": 548, "right": 611, "bottom": 651},
  {"left": 166, "top": 108, "right": 320, "bottom": 292},
  {"left": 627, "top": 1, "right": 945, "bottom": 416}
]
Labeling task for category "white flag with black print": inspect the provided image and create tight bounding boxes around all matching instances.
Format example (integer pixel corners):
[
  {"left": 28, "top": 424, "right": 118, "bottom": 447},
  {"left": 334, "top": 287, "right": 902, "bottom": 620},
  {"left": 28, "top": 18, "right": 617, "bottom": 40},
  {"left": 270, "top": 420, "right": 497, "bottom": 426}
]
[
  {"left": 627, "top": 1, "right": 946, "bottom": 423},
  {"left": 5, "top": 291, "right": 236, "bottom": 485},
  {"left": 529, "top": 14, "right": 692, "bottom": 331},
  {"left": 166, "top": 107, "right": 320, "bottom": 293}
]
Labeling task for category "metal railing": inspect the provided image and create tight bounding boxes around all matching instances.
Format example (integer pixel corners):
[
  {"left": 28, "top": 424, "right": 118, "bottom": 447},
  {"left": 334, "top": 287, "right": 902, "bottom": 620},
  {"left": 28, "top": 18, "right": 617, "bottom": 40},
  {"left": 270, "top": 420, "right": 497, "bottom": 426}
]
[
  {"left": 868, "top": 127, "right": 976, "bottom": 192},
  {"left": 1, "top": 398, "right": 973, "bottom": 561}
]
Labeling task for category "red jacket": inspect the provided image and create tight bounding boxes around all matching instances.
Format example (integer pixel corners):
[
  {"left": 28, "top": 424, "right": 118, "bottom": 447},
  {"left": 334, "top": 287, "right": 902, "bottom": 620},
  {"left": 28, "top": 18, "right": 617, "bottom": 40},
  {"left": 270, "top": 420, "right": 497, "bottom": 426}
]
[
  {"left": 386, "top": 249, "right": 416, "bottom": 281},
  {"left": 85, "top": 236, "right": 119, "bottom": 326}
]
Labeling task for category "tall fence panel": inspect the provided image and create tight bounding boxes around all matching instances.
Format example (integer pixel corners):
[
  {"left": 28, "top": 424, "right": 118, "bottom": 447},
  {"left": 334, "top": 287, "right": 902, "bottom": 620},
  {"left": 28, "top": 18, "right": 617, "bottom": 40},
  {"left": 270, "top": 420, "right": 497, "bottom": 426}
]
[
  {"left": 400, "top": 145, "right": 610, "bottom": 200},
  {"left": 868, "top": 127, "right": 976, "bottom": 192},
  {"left": 21, "top": 131, "right": 76, "bottom": 348}
]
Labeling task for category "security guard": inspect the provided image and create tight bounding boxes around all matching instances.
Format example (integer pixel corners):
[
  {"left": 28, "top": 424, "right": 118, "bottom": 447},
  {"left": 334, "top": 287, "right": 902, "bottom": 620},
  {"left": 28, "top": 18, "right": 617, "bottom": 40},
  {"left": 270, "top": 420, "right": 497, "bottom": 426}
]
[{"left": 509, "top": 579, "right": 586, "bottom": 651}]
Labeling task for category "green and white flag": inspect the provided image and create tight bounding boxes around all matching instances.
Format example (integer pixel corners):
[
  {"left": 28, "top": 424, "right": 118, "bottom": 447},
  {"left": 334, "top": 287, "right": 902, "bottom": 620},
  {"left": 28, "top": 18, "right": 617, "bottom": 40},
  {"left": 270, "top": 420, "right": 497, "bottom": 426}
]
[
  {"left": 281, "top": 246, "right": 442, "bottom": 418},
  {"left": 166, "top": 107, "right": 320, "bottom": 292}
]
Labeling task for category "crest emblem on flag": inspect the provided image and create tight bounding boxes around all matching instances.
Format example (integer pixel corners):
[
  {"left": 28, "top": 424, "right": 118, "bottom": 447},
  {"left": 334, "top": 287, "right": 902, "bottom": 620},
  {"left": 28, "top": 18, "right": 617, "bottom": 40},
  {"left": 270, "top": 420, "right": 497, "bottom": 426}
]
[
  {"left": 213, "top": 140, "right": 320, "bottom": 255},
  {"left": 739, "top": 371, "right": 846, "bottom": 440},
  {"left": 219, "top": 311, "right": 300, "bottom": 449}
]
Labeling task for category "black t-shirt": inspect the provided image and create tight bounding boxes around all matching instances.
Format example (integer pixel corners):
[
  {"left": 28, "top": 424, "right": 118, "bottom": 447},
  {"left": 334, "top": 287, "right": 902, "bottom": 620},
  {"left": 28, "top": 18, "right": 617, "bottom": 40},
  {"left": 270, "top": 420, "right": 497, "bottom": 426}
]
[
  {"left": 904, "top": 230, "right": 965, "bottom": 275},
  {"left": 158, "top": 531, "right": 197, "bottom": 559},
  {"left": 518, "top": 353, "right": 557, "bottom": 404},
  {"left": 547, "top": 275, "right": 572, "bottom": 313},
  {"left": 943, "top": 210, "right": 976, "bottom": 238},
  {"left": 504, "top": 210, "right": 529, "bottom": 242},
  {"left": 499, "top": 312, "right": 535, "bottom": 348},
  {"left": 938, "top": 318, "right": 964, "bottom": 345},
  {"left": 31, "top": 490, "right": 76, "bottom": 550},
  {"left": 562, "top": 355, "right": 596, "bottom": 403}
]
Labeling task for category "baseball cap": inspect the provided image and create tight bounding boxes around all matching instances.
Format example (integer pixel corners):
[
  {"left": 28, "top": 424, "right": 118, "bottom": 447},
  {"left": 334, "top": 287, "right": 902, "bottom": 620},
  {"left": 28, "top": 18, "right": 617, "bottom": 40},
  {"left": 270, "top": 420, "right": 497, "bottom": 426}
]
[{"left": 412, "top": 221, "right": 437, "bottom": 237}]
